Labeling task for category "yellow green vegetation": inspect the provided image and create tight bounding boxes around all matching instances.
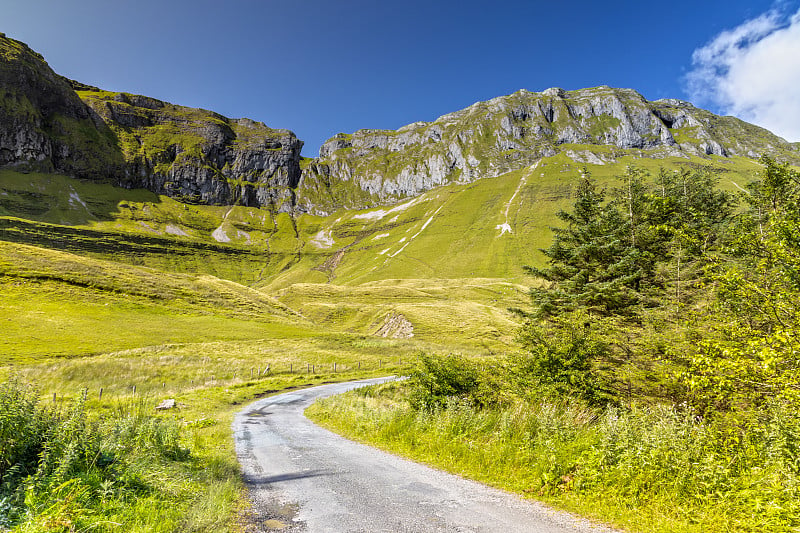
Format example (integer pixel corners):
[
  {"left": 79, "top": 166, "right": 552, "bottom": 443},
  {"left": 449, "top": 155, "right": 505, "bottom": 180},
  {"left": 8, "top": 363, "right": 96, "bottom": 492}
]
[
  {"left": 0, "top": 150, "right": 790, "bottom": 531},
  {"left": 0, "top": 242, "right": 420, "bottom": 530},
  {"left": 309, "top": 378, "right": 800, "bottom": 533}
]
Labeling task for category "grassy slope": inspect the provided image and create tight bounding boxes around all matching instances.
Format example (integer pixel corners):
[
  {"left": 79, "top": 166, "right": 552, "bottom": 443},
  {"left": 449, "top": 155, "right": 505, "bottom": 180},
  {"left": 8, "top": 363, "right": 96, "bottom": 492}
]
[
  {"left": 0, "top": 150, "right": 767, "bottom": 531},
  {"left": 0, "top": 152, "right": 763, "bottom": 353}
]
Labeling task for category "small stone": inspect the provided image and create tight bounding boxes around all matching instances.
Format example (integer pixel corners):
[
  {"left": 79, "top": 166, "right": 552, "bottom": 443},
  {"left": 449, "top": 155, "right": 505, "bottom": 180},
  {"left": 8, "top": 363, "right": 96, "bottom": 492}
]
[{"left": 156, "top": 399, "right": 176, "bottom": 410}]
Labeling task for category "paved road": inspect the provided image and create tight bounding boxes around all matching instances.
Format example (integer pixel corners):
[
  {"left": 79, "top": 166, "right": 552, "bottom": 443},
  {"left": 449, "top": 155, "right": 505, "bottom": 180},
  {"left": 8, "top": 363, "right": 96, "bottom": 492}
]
[{"left": 233, "top": 378, "right": 619, "bottom": 533}]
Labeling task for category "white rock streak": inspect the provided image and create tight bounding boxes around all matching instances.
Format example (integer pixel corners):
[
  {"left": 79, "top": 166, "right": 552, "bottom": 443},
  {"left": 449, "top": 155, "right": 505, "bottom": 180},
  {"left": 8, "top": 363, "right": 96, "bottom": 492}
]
[
  {"left": 212, "top": 207, "right": 234, "bottom": 243},
  {"left": 496, "top": 161, "right": 538, "bottom": 236},
  {"left": 390, "top": 205, "right": 443, "bottom": 258},
  {"left": 165, "top": 224, "right": 189, "bottom": 237},
  {"left": 353, "top": 197, "right": 419, "bottom": 221},
  {"left": 311, "top": 230, "right": 335, "bottom": 248}
]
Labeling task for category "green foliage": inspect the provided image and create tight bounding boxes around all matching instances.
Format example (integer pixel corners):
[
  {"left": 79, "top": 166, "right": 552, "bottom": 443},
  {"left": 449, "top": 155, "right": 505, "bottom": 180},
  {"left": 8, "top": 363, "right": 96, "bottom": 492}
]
[
  {"left": 0, "top": 378, "right": 190, "bottom": 530},
  {"left": 0, "top": 380, "right": 53, "bottom": 488},
  {"left": 528, "top": 166, "right": 736, "bottom": 317},
  {"left": 408, "top": 354, "right": 480, "bottom": 409},
  {"left": 527, "top": 173, "right": 645, "bottom": 315},
  {"left": 514, "top": 312, "right": 611, "bottom": 404},
  {"left": 310, "top": 386, "right": 800, "bottom": 532},
  {"left": 682, "top": 157, "right": 800, "bottom": 414}
]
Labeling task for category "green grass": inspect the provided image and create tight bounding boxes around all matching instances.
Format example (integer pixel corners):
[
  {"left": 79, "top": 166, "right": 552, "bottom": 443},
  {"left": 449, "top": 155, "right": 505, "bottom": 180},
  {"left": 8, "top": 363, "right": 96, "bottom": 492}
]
[
  {"left": 0, "top": 148, "right": 777, "bottom": 532},
  {"left": 0, "top": 242, "right": 419, "bottom": 531}
]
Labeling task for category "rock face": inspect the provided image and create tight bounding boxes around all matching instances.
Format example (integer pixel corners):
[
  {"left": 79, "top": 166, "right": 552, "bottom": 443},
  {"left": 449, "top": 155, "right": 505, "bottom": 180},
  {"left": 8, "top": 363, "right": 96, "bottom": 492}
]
[
  {"left": 78, "top": 89, "right": 303, "bottom": 208},
  {"left": 0, "top": 35, "right": 124, "bottom": 179},
  {"left": 0, "top": 34, "right": 302, "bottom": 208},
  {"left": 296, "top": 87, "right": 800, "bottom": 214}
]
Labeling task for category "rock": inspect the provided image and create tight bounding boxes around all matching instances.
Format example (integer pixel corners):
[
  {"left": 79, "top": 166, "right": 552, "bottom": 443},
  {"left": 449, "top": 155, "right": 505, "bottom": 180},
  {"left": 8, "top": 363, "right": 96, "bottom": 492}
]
[
  {"left": 374, "top": 312, "right": 414, "bottom": 339},
  {"left": 156, "top": 399, "right": 176, "bottom": 410},
  {"left": 0, "top": 34, "right": 302, "bottom": 208},
  {"left": 297, "top": 85, "right": 799, "bottom": 214}
]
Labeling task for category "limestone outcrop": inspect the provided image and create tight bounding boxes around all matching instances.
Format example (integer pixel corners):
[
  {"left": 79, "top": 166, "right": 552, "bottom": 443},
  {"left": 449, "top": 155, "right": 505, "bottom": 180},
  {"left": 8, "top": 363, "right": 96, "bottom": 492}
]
[
  {"left": 0, "top": 34, "right": 302, "bottom": 208},
  {"left": 296, "top": 87, "right": 799, "bottom": 214}
]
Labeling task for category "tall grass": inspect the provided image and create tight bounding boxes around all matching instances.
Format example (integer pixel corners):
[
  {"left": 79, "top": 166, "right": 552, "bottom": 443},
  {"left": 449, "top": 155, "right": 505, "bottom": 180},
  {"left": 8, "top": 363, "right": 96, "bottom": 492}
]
[
  {"left": 0, "top": 378, "right": 226, "bottom": 532},
  {"left": 308, "top": 382, "right": 800, "bottom": 532}
]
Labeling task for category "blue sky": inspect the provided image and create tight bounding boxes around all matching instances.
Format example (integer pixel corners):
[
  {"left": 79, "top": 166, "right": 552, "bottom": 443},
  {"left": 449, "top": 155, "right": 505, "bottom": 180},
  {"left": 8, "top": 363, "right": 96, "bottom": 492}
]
[{"left": 4, "top": 0, "right": 799, "bottom": 155}]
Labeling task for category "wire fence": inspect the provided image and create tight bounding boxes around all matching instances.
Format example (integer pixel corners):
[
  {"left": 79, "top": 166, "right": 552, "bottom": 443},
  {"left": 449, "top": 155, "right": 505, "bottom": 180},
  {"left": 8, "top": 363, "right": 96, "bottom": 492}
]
[{"left": 43, "top": 357, "right": 408, "bottom": 405}]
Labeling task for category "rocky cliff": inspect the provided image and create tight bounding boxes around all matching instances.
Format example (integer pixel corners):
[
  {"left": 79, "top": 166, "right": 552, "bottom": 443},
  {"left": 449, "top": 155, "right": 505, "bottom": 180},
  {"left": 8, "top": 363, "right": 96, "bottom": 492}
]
[
  {"left": 0, "top": 34, "right": 124, "bottom": 179},
  {"left": 0, "top": 34, "right": 302, "bottom": 208},
  {"left": 77, "top": 87, "right": 302, "bottom": 208},
  {"left": 296, "top": 86, "right": 799, "bottom": 214}
]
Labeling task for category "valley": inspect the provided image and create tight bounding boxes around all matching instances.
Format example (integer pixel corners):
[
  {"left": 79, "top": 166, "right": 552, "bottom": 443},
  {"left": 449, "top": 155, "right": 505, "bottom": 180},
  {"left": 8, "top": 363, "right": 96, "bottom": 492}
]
[{"left": 2, "top": 28, "right": 800, "bottom": 533}]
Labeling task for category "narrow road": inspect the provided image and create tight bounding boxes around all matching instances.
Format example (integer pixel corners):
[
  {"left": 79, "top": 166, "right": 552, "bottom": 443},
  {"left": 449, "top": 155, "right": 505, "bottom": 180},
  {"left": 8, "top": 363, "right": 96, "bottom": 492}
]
[{"left": 233, "top": 378, "right": 618, "bottom": 533}]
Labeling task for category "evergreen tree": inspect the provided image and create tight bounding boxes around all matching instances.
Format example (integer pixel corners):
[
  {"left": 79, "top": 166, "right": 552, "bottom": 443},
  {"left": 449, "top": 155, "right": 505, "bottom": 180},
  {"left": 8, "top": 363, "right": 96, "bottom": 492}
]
[
  {"left": 527, "top": 172, "right": 645, "bottom": 316},
  {"left": 527, "top": 166, "right": 736, "bottom": 317}
]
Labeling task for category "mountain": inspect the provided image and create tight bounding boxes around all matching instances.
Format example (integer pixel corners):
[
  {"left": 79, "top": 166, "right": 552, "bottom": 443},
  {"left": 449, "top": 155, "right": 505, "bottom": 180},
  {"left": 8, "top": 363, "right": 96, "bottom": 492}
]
[
  {"left": 1, "top": 33, "right": 797, "bottom": 217},
  {"left": 297, "top": 86, "right": 799, "bottom": 214},
  {"left": 0, "top": 32, "right": 793, "bottom": 347}
]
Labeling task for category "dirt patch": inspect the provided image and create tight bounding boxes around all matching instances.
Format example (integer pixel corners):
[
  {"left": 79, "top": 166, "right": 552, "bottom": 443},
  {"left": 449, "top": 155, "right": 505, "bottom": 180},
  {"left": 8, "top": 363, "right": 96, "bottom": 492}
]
[{"left": 374, "top": 312, "right": 414, "bottom": 339}]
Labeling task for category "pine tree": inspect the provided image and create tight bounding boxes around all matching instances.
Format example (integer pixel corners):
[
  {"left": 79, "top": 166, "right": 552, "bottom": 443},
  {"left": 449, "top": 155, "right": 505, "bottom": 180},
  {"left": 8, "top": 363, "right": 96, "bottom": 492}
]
[
  {"left": 527, "top": 166, "right": 735, "bottom": 317},
  {"left": 527, "top": 173, "right": 644, "bottom": 316}
]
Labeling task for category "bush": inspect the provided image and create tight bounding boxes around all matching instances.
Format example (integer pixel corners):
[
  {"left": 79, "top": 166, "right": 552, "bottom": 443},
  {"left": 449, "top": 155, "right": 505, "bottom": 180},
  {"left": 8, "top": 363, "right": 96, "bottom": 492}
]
[
  {"left": 514, "top": 312, "right": 612, "bottom": 404},
  {"left": 408, "top": 353, "right": 480, "bottom": 410},
  {"left": 0, "top": 378, "right": 190, "bottom": 529}
]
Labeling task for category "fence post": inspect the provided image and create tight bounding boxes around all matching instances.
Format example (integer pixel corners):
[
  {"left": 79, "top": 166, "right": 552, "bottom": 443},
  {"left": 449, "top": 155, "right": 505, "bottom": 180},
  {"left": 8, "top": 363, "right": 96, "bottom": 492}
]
[
  {"left": 53, "top": 392, "right": 56, "bottom": 403},
  {"left": 99, "top": 388, "right": 103, "bottom": 400},
  {"left": 334, "top": 362, "right": 337, "bottom": 373},
  {"left": 132, "top": 385, "right": 136, "bottom": 396}
]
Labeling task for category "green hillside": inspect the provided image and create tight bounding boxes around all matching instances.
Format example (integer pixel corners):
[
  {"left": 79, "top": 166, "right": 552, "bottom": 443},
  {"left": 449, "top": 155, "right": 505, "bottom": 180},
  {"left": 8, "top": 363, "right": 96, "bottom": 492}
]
[{"left": 1, "top": 152, "right": 765, "bottom": 356}]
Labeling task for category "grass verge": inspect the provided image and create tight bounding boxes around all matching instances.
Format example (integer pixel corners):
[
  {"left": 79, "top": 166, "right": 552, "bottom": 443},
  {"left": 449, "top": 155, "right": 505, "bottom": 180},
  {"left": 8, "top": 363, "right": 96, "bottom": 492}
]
[
  {"left": 1, "top": 368, "right": 399, "bottom": 532},
  {"left": 307, "top": 381, "right": 800, "bottom": 533}
]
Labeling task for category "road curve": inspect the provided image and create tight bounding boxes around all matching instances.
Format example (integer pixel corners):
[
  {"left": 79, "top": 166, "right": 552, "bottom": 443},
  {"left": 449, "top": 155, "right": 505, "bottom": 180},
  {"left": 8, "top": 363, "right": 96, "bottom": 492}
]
[{"left": 233, "top": 378, "right": 619, "bottom": 533}]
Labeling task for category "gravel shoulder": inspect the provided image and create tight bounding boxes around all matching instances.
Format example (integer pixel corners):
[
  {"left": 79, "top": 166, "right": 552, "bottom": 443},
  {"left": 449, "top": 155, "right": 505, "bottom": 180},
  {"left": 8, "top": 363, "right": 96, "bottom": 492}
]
[{"left": 233, "top": 378, "right": 621, "bottom": 533}]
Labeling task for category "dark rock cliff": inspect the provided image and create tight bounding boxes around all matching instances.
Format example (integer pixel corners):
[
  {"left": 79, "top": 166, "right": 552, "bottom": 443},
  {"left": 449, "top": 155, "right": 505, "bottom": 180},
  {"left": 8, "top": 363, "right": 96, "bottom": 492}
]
[
  {"left": 0, "top": 34, "right": 302, "bottom": 208},
  {"left": 0, "top": 34, "right": 125, "bottom": 179},
  {"left": 78, "top": 88, "right": 303, "bottom": 208}
]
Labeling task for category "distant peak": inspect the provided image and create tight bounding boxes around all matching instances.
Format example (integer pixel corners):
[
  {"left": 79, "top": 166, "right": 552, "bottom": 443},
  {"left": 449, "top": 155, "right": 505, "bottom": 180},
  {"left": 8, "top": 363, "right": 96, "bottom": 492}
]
[{"left": 541, "top": 87, "right": 566, "bottom": 98}]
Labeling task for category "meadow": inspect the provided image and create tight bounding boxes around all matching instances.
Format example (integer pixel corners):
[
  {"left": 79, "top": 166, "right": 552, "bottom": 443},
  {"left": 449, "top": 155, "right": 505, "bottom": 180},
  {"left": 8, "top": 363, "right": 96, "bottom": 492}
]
[{"left": 0, "top": 152, "right": 773, "bottom": 531}]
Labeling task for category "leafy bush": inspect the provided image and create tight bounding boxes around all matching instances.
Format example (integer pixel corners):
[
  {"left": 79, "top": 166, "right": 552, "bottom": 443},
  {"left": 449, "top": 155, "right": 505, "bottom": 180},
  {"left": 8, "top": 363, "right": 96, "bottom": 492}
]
[
  {"left": 514, "top": 311, "right": 612, "bottom": 404},
  {"left": 0, "top": 379, "right": 55, "bottom": 489},
  {"left": 408, "top": 353, "right": 480, "bottom": 409}
]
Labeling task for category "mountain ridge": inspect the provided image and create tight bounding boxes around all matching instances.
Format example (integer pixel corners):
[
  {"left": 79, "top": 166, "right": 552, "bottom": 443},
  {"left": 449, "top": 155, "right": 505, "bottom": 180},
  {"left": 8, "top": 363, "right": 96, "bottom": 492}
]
[
  {"left": 1, "top": 32, "right": 798, "bottom": 217},
  {"left": 297, "top": 85, "right": 798, "bottom": 214}
]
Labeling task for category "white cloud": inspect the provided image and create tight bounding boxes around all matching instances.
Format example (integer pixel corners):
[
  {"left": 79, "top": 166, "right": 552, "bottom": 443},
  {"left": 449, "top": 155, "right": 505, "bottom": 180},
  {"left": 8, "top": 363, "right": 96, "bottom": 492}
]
[{"left": 687, "top": 8, "right": 800, "bottom": 142}]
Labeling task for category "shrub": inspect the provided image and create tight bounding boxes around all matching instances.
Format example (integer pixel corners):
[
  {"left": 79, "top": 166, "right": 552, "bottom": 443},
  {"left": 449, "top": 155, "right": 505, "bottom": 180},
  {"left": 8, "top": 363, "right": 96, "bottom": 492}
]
[{"left": 408, "top": 353, "right": 480, "bottom": 410}]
